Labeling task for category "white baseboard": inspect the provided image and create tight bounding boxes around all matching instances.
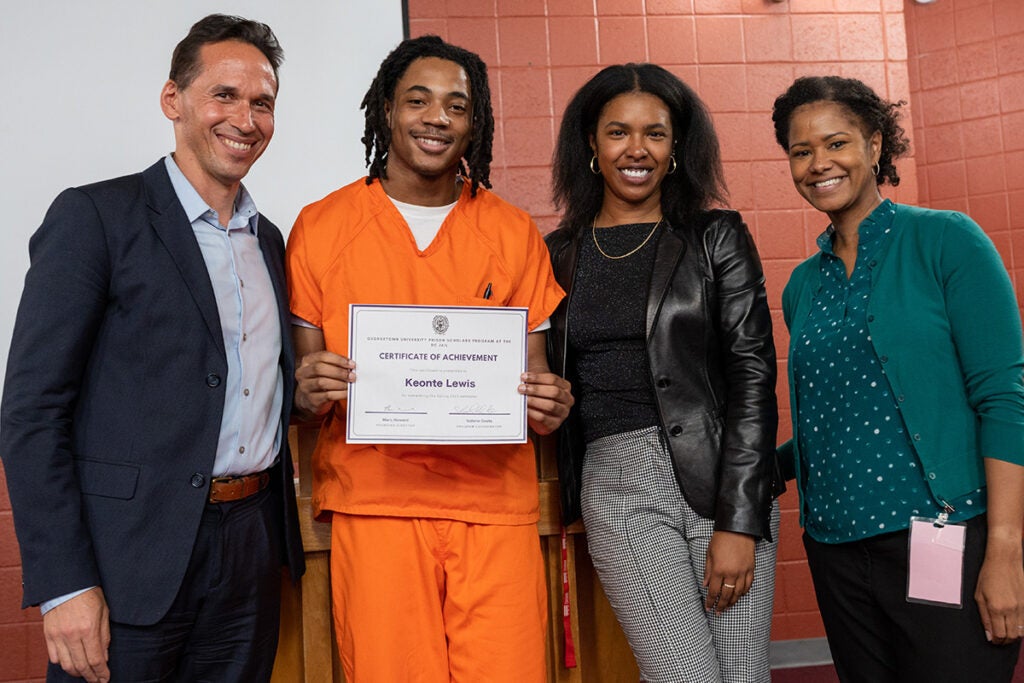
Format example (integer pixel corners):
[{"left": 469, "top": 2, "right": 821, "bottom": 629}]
[{"left": 770, "top": 637, "right": 833, "bottom": 669}]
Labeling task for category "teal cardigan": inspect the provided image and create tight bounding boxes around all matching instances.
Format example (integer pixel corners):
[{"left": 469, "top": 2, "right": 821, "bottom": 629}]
[{"left": 781, "top": 202, "right": 1024, "bottom": 526}]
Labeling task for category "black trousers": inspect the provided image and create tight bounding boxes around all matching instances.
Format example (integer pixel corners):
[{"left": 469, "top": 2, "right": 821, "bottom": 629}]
[
  {"left": 48, "top": 486, "right": 283, "bottom": 683},
  {"left": 803, "top": 514, "right": 1020, "bottom": 683}
]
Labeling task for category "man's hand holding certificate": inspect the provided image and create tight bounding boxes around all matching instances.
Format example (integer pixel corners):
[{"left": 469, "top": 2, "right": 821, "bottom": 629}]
[{"left": 346, "top": 305, "right": 530, "bottom": 444}]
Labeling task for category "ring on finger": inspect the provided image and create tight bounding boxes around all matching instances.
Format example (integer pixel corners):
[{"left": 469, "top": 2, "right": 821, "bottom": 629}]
[{"left": 723, "top": 583, "right": 736, "bottom": 589}]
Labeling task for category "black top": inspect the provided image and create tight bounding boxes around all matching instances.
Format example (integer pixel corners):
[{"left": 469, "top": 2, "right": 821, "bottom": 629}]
[{"left": 568, "top": 222, "right": 662, "bottom": 442}]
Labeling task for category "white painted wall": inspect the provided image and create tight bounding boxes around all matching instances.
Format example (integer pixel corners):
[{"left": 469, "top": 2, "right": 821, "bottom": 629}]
[{"left": 0, "top": 1, "right": 404, "bottom": 393}]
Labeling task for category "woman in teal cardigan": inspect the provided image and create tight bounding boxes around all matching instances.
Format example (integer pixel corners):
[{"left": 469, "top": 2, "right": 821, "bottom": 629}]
[{"left": 773, "top": 76, "right": 1023, "bottom": 682}]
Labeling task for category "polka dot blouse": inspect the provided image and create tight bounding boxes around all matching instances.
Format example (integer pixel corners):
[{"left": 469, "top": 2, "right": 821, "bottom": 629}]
[{"left": 791, "top": 201, "right": 982, "bottom": 543}]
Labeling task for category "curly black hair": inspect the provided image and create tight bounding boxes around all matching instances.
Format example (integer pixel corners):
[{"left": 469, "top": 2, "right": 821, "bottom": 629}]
[
  {"left": 552, "top": 63, "right": 727, "bottom": 233},
  {"left": 361, "top": 35, "right": 494, "bottom": 196},
  {"left": 170, "top": 14, "right": 283, "bottom": 91},
  {"left": 771, "top": 76, "right": 910, "bottom": 187}
]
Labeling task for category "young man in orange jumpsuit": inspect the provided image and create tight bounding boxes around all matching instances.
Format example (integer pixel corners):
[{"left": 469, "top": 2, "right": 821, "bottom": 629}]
[{"left": 286, "top": 36, "right": 573, "bottom": 682}]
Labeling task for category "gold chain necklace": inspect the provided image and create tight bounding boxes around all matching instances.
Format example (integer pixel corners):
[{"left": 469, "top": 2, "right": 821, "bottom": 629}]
[{"left": 591, "top": 217, "right": 663, "bottom": 259}]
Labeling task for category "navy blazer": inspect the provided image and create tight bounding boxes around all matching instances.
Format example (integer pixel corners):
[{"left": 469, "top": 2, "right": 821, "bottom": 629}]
[{"left": 0, "top": 160, "right": 304, "bottom": 625}]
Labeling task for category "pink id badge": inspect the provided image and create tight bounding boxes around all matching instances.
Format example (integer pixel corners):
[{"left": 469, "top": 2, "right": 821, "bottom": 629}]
[{"left": 906, "top": 516, "right": 965, "bottom": 608}]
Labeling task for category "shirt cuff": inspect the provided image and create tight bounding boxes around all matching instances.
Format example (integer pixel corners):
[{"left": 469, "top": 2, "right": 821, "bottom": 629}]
[
  {"left": 40, "top": 586, "right": 96, "bottom": 615},
  {"left": 531, "top": 317, "right": 551, "bottom": 333},
  {"left": 291, "top": 315, "right": 320, "bottom": 329}
]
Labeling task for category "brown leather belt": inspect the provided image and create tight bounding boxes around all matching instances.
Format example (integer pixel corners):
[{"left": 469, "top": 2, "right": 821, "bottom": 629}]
[{"left": 208, "top": 471, "right": 270, "bottom": 503}]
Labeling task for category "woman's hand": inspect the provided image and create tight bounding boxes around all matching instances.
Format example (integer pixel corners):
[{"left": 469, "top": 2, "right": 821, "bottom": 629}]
[
  {"left": 975, "top": 539, "right": 1024, "bottom": 644},
  {"left": 704, "top": 530, "right": 756, "bottom": 613},
  {"left": 977, "top": 457, "right": 1024, "bottom": 644}
]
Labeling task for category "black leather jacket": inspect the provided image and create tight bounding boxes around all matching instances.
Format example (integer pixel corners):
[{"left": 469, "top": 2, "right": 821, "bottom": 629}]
[{"left": 546, "top": 210, "right": 783, "bottom": 539}]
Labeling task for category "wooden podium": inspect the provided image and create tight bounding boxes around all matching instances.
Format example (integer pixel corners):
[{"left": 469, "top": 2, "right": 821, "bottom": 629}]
[{"left": 270, "top": 424, "right": 638, "bottom": 682}]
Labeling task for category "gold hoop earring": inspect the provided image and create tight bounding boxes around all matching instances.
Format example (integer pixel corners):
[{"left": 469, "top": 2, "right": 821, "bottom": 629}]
[
  {"left": 667, "top": 155, "right": 678, "bottom": 175},
  {"left": 590, "top": 156, "right": 601, "bottom": 175},
  {"left": 872, "top": 162, "right": 881, "bottom": 177}
]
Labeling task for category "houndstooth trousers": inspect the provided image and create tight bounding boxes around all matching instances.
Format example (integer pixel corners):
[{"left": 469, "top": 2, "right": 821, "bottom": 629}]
[{"left": 582, "top": 426, "right": 779, "bottom": 683}]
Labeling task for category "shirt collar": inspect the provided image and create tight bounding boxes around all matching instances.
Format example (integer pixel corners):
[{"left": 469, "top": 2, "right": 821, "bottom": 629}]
[
  {"left": 163, "top": 155, "right": 259, "bottom": 234},
  {"left": 816, "top": 198, "right": 896, "bottom": 256}
]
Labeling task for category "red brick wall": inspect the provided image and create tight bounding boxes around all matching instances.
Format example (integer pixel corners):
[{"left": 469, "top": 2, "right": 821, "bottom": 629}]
[
  {"left": 905, "top": 0, "right": 1024, "bottom": 312},
  {"left": 0, "top": 462, "right": 45, "bottom": 682}
]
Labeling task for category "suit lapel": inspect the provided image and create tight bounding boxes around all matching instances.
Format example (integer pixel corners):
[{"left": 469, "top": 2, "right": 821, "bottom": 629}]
[{"left": 142, "top": 161, "right": 225, "bottom": 356}]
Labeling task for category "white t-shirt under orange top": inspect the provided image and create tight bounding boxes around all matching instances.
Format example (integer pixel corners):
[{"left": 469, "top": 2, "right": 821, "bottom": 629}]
[{"left": 287, "top": 178, "right": 565, "bottom": 525}]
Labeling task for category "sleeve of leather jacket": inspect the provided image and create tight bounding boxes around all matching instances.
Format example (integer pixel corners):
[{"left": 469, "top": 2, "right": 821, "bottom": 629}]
[{"left": 707, "top": 212, "right": 779, "bottom": 538}]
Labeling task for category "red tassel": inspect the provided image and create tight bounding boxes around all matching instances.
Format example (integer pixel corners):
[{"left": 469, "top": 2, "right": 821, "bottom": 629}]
[{"left": 561, "top": 526, "right": 577, "bottom": 668}]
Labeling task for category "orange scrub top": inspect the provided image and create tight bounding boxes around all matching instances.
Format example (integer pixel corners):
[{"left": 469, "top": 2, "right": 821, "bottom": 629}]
[{"left": 287, "top": 178, "right": 564, "bottom": 525}]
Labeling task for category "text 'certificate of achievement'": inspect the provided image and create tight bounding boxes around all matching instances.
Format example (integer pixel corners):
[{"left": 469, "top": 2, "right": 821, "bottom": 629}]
[{"left": 346, "top": 304, "right": 528, "bottom": 444}]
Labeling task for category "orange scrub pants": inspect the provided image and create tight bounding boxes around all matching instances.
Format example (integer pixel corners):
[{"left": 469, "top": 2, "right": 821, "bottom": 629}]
[{"left": 330, "top": 513, "right": 548, "bottom": 683}]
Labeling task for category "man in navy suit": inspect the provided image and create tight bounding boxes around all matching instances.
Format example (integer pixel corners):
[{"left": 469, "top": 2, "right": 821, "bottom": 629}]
[{"left": 0, "top": 14, "right": 303, "bottom": 682}]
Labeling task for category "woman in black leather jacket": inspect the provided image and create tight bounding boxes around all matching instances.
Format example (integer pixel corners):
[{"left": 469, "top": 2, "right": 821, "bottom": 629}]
[{"left": 547, "top": 63, "right": 782, "bottom": 683}]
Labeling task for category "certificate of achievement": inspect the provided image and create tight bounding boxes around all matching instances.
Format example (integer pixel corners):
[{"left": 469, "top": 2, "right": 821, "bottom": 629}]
[{"left": 346, "top": 304, "right": 529, "bottom": 444}]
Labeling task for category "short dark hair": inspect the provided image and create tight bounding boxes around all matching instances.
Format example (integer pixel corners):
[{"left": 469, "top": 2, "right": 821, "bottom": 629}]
[
  {"left": 361, "top": 35, "right": 494, "bottom": 197},
  {"left": 552, "top": 63, "right": 727, "bottom": 232},
  {"left": 771, "top": 76, "right": 910, "bottom": 187},
  {"left": 169, "top": 14, "right": 283, "bottom": 91}
]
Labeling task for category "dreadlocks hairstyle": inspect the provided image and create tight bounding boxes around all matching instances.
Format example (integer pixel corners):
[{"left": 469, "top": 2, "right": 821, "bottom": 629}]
[
  {"left": 552, "top": 63, "right": 727, "bottom": 234},
  {"left": 361, "top": 35, "right": 494, "bottom": 197},
  {"left": 772, "top": 76, "right": 910, "bottom": 187}
]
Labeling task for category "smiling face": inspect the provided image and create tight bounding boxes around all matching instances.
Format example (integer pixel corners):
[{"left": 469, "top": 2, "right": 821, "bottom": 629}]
[
  {"left": 383, "top": 56, "right": 472, "bottom": 198},
  {"left": 786, "top": 100, "right": 882, "bottom": 232},
  {"left": 590, "top": 91, "right": 674, "bottom": 221},
  {"left": 160, "top": 40, "right": 277, "bottom": 204}
]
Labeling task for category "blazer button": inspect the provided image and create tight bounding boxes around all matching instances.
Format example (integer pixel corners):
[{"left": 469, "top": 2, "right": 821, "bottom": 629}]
[
  {"left": 669, "top": 425, "right": 683, "bottom": 437},
  {"left": 205, "top": 373, "right": 222, "bottom": 388},
  {"left": 190, "top": 473, "right": 206, "bottom": 488},
  {"left": 656, "top": 378, "right": 671, "bottom": 388}
]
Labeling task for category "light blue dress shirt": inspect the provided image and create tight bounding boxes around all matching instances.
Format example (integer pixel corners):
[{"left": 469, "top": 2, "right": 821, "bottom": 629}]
[{"left": 163, "top": 155, "right": 283, "bottom": 478}]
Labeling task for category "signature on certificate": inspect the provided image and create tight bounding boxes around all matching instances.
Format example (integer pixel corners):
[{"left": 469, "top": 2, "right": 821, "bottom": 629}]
[
  {"left": 368, "top": 404, "right": 425, "bottom": 415},
  {"left": 450, "top": 403, "right": 506, "bottom": 415}
]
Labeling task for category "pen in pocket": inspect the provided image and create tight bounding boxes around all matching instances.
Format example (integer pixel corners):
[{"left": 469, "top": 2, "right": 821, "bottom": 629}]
[{"left": 482, "top": 282, "right": 492, "bottom": 300}]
